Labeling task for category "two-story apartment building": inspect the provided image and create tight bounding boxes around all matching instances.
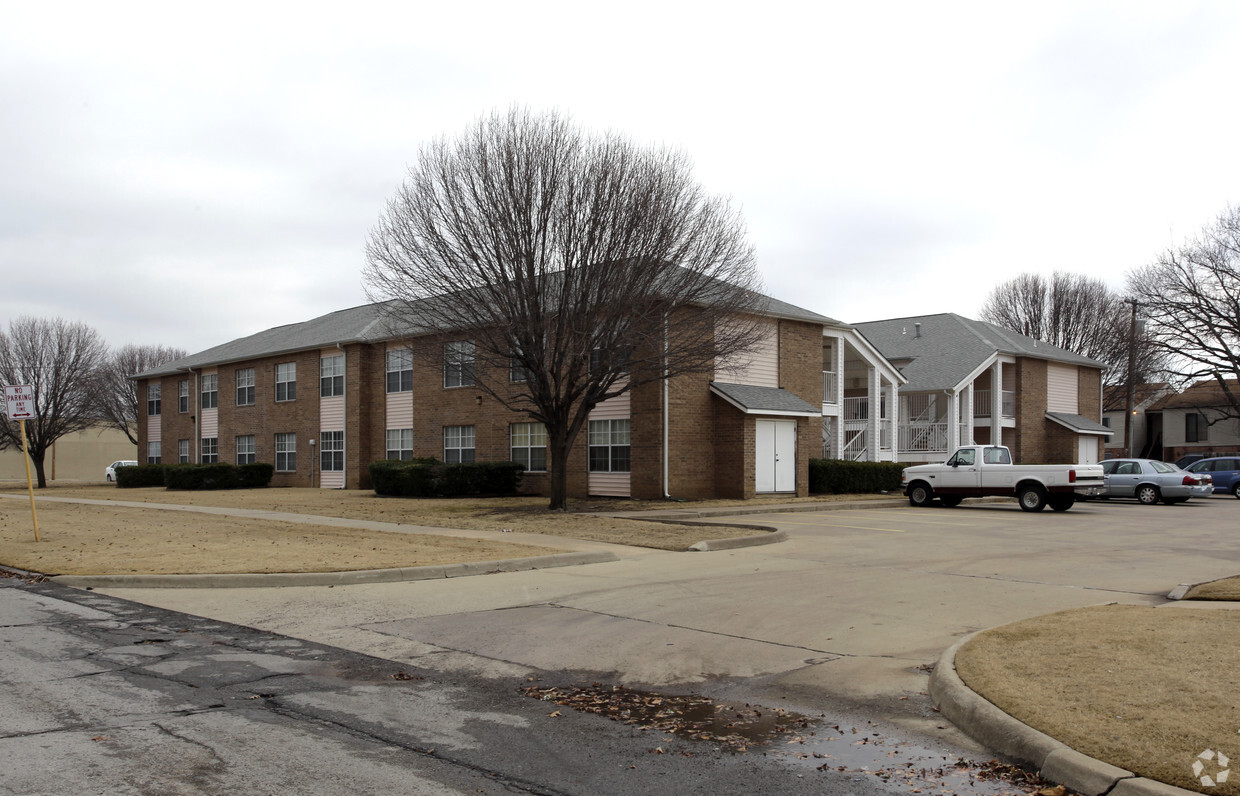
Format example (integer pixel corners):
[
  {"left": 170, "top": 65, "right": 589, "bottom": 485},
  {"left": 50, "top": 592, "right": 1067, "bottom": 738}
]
[{"left": 1146, "top": 379, "right": 1240, "bottom": 463}]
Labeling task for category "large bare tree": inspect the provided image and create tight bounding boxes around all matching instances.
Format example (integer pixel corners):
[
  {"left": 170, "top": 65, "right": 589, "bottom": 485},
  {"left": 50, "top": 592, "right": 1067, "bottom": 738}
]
[
  {"left": 94, "top": 344, "right": 187, "bottom": 445},
  {"left": 1127, "top": 205, "right": 1240, "bottom": 422},
  {"left": 364, "top": 107, "right": 764, "bottom": 509},
  {"left": 979, "top": 271, "right": 1165, "bottom": 386},
  {"left": 0, "top": 317, "right": 110, "bottom": 487}
]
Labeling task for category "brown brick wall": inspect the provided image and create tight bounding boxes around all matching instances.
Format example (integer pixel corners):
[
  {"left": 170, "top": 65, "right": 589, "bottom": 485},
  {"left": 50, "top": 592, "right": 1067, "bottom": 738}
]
[{"left": 1012, "top": 357, "right": 1047, "bottom": 463}]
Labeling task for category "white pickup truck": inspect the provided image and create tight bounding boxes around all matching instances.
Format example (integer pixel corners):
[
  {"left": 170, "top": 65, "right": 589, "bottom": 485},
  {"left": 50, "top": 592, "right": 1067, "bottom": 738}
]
[{"left": 901, "top": 445, "right": 1105, "bottom": 512}]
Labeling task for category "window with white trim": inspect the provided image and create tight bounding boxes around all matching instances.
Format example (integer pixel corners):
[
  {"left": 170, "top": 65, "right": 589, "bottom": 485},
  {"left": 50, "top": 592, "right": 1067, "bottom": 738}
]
[
  {"left": 178, "top": 439, "right": 190, "bottom": 464},
  {"left": 147, "top": 441, "right": 161, "bottom": 464},
  {"left": 236, "top": 368, "right": 255, "bottom": 406},
  {"left": 444, "top": 341, "right": 475, "bottom": 388},
  {"left": 387, "top": 348, "right": 413, "bottom": 393},
  {"left": 320, "top": 354, "right": 345, "bottom": 397},
  {"left": 236, "top": 435, "right": 256, "bottom": 465},
  {"left": 588, "top": 419, "right": 631, "bottom": 472},
  {"left": 275, "top": 433, "right": 296, "bottom": 472},
  {"left": 178, "top": 379, "right": 189, "bottom": 413},
  {"left": 201, "top": 437, "right": 218, "bottom": 464},
  {"left": 386, "top": 428, "right": 414, "bottom": 460},
  {"left": 276, "top": 362, "right": 296, "bottom": 402},
  {"left": 201, "top": 373, "right": 218, "bottom": 409},
  {"left": 510, "top": 422, "right": 547, "bottom": 472},
  {"left": 321, "top": 431, "right": 344, "bottom": 472},
  {"left": 147, "top": 384, "right": 161, "bottom": 416},
  {"left": 443, "top": 425, "right": 475, "bottom": 463}
]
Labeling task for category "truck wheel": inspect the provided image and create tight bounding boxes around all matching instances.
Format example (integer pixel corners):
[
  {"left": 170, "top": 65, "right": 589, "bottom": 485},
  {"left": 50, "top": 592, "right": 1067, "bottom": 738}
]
[
  {"left": 908, "top": 483, "right": 933, "bottom": 507},
  {"left": 939, "top": 496, "right": 962, "bottom": 508},
  {"left": 1136, "top": 484, "right": 1161, "bottom": 505},
  {"left": 1018, "top": 485, "right": 1047, "bottom": 512},
  {"left": 1048, "top": 495, "right": 1075, "bottom": 512}
]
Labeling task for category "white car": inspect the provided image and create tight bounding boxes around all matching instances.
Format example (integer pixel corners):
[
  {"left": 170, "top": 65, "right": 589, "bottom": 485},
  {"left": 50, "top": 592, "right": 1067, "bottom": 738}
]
[{"left": 105, "top": 460, "right": 138, "bottom": 482}]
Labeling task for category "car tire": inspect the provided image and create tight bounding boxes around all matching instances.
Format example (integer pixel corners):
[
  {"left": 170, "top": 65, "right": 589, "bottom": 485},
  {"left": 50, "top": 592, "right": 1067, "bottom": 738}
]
[
  {"left": 1233, "top": 482, "right": 1240, "bottom": 499},
  {"left": 1018, "top": 485, "right": 1047, "bottom": 512},
  {"left": 908, "top": 483, "right": 933, "bottom": 507},
  {"left": 106, "top": 474, "right": 113, "bottom": 482},
  {"left": 1136, "top": 484, "right": 1161, "bottom": 505},
  {"left": 939, "top": 496, "right": 962, "bottom": 508},
  {"left": 1049, "top": 495, "right": 1075, "bottom": 512}
]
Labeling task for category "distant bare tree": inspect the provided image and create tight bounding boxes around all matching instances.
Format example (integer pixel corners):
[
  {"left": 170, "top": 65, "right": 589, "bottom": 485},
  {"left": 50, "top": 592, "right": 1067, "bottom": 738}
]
[
  {"left": 364, "top": 107, "right": 764, "bottom": 510},
  {"left": 0, "top": 317, "right": 109, "bottom": 487},
  {"left": 1127, "top": 205, "right": 1240, "bottom": 422},
  {"left": 95, "top": 344, "right": 187, "bottom": 445},
  {"left": 979, "top": 271, "right": 1165, "bottom": 387}
]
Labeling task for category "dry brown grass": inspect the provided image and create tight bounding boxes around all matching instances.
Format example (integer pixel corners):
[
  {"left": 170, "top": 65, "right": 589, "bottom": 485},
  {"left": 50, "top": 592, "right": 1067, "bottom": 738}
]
[
  {"left": 955, "top": 604, "right": 1240, "bottom": 794},
  {"left": 0, "top": 484, "right": 776, "bottom": 576},
  {"left": 1183, "top": 575, "right": 1240, "bottom": 601}
]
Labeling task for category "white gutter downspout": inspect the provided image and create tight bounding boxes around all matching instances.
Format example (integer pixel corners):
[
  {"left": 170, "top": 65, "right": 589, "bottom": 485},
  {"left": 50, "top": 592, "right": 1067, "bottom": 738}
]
[{"left": 662, "top": 312, "right": 671, "bottom": 499}]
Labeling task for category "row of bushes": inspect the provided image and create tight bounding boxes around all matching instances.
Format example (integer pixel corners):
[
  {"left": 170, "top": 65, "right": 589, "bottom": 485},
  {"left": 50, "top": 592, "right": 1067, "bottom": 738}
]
[
  {"left": 809, "top": 458, "right": 905, "bottom": 495},
  {"left": 116, "top": 463, "right": 274, "bottom": 490},
  {"left": 369, "top": 459, "right": 524, "bottom": 497}
]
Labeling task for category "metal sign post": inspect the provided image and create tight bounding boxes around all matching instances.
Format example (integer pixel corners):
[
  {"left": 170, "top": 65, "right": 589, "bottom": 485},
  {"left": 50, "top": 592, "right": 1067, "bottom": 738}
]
[{"left": 5, "top": 385, "right": 40, "bottom": 542}]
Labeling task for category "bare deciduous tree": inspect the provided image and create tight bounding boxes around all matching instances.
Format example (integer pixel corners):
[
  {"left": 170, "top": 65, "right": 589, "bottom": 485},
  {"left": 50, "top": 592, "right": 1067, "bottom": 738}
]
[
  {"left": 1127, "top": 205, "right": 1240, "bottom": 422},
  {"left": 94, "top": 344, "right": 187, "bottom": 445},
  {"left": 0, "top": 317, "right": 110, "bottom": 487},
  {"left": 979, "top": 271, "right": 1165, "bottom": 387},
  {"left": 364, "top": 107, "right": 764, "bottom": 510}
]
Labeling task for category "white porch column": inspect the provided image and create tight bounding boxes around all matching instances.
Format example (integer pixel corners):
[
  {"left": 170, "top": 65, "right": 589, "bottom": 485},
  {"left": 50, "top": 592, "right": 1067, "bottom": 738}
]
[
  {"left": 834, "top": 340, "right": 846, "bottom": 458},
  {"left": 886, "top": 376, "right": 899, "bottom": 460},
  {"left": 963, "top": 383, "right": 974, "bottom": 446},
  {"left": 991, "top": 361, "right": 1002, "bottom": 447},
  {"left": 867, "top": 366, "right": 880, "bottom": 462},
  {"left": 947, "top": 389, "right": 960, "bottom": 454}
]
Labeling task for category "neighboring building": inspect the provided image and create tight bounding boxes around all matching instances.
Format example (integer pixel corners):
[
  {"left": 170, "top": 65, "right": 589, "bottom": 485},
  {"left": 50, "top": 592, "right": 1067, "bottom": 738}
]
[
  {"left": 134, "top": 293, "right": 899, "bottom": 499},
  {"left": 1146, "top": 379, "right": 1240, "bottom": 463},
  {"left": 852, "top": 313, "right": 1111, "bottom": 464},
  {"left": 1101, "top": 383, "right": 1173, "bottom": 459},
  {"left": 0, "top": 424, "right": 136, "bottom": 482}
]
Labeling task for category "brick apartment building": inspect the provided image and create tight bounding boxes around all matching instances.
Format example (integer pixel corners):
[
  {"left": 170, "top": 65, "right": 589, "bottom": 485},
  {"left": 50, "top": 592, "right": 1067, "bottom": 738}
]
[{"left": 134, "top": 294, "right": 848, "bottom": 499}]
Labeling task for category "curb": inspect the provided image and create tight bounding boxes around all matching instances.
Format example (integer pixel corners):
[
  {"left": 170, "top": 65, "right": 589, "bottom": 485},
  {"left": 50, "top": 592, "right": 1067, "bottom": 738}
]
[
  {"left": 928, "top": 633, "right": 1198, "bottom": 796},
  {"left": 688, "top": 530, "right": 787, "bottom": 552},
  {"left": 51, "top": 550, "right": 619, "bottom": 589}
]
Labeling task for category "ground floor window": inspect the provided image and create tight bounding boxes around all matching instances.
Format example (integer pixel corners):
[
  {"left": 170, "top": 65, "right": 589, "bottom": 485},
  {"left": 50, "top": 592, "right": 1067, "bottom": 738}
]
[
  {"left": 588, "top": 419, "right": 630, "bottom": 472},
  {"left": 178, "top": 439, "right": 189, "bottom": 463},
  {"left": 201, "top": 437, "right": 218, "bottom": 464},
  {"left": 236, "top": 435, "right": 256, "bottom": 465},
  {"left": 386, "top": 428, "right": 414, "bottom": 460},
  {"left": 443, "top": 425, "right": 475, "bottom": 463},
  {"left": 147, "top": 441, "right": 161, "bottom": 464},
  {"left": 275, "top": 433, "right": 296, "bottom": 472},
  {"left": 321, "top": 431, "right": 344, "bottom": 471},
  {"left": 510, "top": 422, "right": 547, "bottom": 471}
]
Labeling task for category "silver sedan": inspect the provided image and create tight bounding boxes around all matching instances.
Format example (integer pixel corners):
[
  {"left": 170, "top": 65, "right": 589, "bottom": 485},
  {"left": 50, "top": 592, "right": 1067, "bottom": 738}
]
[{"left": 1098, "top": 458, "right": 1213, "bottom": 505}]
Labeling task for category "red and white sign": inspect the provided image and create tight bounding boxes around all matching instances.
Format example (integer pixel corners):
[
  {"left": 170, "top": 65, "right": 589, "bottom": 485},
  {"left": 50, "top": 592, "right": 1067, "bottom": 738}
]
[{"left": 4, "top": 385, "right": 35, "bottom": 420}]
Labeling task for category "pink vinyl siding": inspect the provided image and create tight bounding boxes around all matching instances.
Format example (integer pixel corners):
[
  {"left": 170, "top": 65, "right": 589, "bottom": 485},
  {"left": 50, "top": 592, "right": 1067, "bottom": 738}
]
[
  {"left": 147, "top": 413, "right": 161, "bottom": 443},
  {"left": 1047, "top": 363, "right": 1079, "bottom": 413},
  {"left": 715, "top": 319, "right": 778, "bottom": 387},
  {"left": 386, "top": 391, "right": 413, "bottom": 429},
  {"left": 588, "top": 389, "right": 630, "bottom": 496}
]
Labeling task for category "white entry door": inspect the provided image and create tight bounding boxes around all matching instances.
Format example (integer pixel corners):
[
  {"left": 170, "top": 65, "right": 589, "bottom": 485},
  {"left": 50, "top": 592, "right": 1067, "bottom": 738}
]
[
  {"left": 1077, "top": 435, "right": 1099, "bottom": 464},
  {"left": 756, "top": 420, "right": 797, "bottom": 493}
]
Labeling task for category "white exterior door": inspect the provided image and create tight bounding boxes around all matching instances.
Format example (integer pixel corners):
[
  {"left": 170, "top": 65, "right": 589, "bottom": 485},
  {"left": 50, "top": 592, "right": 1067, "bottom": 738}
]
[
  {"left": 1077, "top": 435, "right": 1099, "bottom": 464},
  {"left": 756, "top": 420, "right": 797, "bottom": 493}
]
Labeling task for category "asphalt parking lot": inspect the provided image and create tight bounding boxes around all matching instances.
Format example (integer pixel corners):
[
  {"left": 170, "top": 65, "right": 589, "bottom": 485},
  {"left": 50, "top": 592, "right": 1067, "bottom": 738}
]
[{"left": 99, "top": 496, "right": 1240, "bottom": 745}]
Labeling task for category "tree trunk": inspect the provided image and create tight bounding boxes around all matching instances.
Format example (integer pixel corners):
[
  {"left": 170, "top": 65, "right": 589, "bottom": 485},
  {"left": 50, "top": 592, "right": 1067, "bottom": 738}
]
[
  {"left": 31, "top": 451, "right": 48, "bottom": 488},
  {"left": 547, "top": 436, "right": 571, "bottom": 511}
]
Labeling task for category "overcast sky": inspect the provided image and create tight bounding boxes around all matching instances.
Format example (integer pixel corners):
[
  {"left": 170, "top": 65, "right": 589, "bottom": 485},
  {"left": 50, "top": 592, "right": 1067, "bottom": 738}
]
[{"left": 4, "top": 1, "right": 1239, "bottom": 355}]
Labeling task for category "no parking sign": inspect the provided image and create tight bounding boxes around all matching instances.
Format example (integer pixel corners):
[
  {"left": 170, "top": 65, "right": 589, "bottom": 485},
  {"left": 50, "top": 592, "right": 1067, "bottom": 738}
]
[{"left": 4, "top": 384, "right": 40, "bottom": 541}]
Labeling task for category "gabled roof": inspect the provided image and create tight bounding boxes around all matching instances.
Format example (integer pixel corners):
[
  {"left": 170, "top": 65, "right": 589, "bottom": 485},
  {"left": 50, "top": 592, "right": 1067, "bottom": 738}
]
[
  {"left": 1149, "top": 379, "right": 1240, "bottom": 411},
  {"left": 709, "top": 382, "right": 821, "bottom": 417},
  {"left": 852, "top": 313, "right": 1105, "bottom": 393}
]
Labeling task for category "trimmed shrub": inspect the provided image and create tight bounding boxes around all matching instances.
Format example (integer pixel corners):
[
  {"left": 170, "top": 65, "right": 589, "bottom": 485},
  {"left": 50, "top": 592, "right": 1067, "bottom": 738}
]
[
  {"left": 115, "top": 464, "right": 167, "bottom": 488},
  {"left": 369, "top": 459, "right": 524, "bottom": 498},
  {"left": 163, "top": 462, "right": 274, "bottom": 491},
  {"left": 809, "top": 458, "right": 905, "bottom": 494}
]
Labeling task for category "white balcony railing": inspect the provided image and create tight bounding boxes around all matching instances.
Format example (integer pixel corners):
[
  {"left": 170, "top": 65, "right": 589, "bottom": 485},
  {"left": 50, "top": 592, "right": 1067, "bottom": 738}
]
[
  {"left": 822, "top": 371, "right": 838, "bottom": 404},
  {"left": 843, "top": 396, "right": 888, "bottom": 421},
  {"left": 899, "top": 422, "right": 949, "bottom": 453},
  {"left": 973, "top": 389, "right": 1016, "bottom": 418}
]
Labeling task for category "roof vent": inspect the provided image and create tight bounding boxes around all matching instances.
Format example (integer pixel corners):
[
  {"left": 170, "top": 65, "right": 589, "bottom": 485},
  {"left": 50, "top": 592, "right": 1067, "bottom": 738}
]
[{"left": 914, "top": 322, "right": 922, "bottom": 339}]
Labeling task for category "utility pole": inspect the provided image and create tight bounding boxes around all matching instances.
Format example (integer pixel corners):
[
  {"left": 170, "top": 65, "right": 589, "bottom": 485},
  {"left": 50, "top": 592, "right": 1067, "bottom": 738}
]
[{"left": 1124, "top": 299, "right": 1140, "bottom": 457}]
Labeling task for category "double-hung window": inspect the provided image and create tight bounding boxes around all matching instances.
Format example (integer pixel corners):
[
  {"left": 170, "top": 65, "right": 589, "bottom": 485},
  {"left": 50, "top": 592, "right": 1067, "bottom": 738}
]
[
  {"left": 386, "top": 428, "right": 414, "bottom": 460},
  {"left": 275, "top": 433, "right": 296, "bottom": 472},
  {"left": 275, "top": 362, "right": 296, "bottom": 402},
  {"left": 320, "top": 355, "right": 345, "bottom": 397},
  {"left": 201, "top": 437, "right": 218, "bottom": 464},
  {"left": 147, "top": 384, "right": 161, "bottom": 416},
  {"left": 444, "top": 341, "right": 475, "bottom": 388},
  {"left": 201, "top": 374, "right": 218, "bottom": 409},
  {"left": 236, "top": 435, "right": 256, "bottom": 465},
  {"left": 147, "top": 441, "right": 161, "bottom": 464},
  {"left": 178, "top": 439, "right": 190, "bottom": 464},
  {"left": 588, "top": 419, "right": 631, "bottom": 472},
  {"left": 1186, "top": 413, "right": 1208, "bottom": 443},
  {"left": 178, "top": 380, "right": 189, "bottom": 413},
  {"left": 443, "top": 425, "right": 475, "bottom": 463},
  {"left": 321, "top": 431, "right": 344, "bottom": 472},
  {"left": 387, "top": 348, "right": 413, "bottom": 393},
  {"left": 236, "top": 368, "right": 255, "bottom": 406},
  {"left": 510, "top": 423, "right": 547, "bottom": 472}
]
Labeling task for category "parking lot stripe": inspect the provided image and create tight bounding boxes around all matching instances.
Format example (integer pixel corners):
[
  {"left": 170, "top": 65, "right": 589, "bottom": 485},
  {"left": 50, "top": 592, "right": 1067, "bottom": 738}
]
[{"left": 765, "top": 515, "right": 906, "bottom": 532}]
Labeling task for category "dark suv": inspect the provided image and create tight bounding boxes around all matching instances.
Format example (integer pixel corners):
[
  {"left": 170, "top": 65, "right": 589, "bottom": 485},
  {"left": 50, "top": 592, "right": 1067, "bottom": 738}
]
[{"left": 1186, "top": 457, "right": 1240, "bottom": 499}]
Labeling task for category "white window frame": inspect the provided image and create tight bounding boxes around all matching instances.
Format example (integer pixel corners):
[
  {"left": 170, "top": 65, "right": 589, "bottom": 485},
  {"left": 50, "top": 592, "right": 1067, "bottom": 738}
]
[
  {"left": 275, "top": 433, "right": 297, "bottom": 472},
  {"left": 201, "top": 437, "right": 218, "bottom": 464},
  {"left": 275, "top": 362, "right": 296, "bottom": 402},
  {"left": 588, "top": 419, "right": 631, "bottom": 473},
  {"left": 236, "top": 435, "right": 256, "bottom": 465},
  {"left": 178, "top": 439, "right": 190, "bottom": 464},
  {"left": 387, "top": 348, "right": 413, "bottom": 393},
  {"left": 443, "top": 425, "right": 476, "bottom": 463},
  {"left": 147, "top": 441, "right": 161, "bottom": 464},
  {"left": 444, "top": 341, "right": 475, "bottom": 388},
  {"left": 386, "top": 428, "right": 414, "bottom": 460},
  {"left": 178, "top": 379, "right": 189, "bottom": 413},
  {"left": 320, "top": 354, "right": 345, "bottom": 397},
  {"left": 510, "top": 422, "right": 547, "bottom": 472},
  {"left": 147, "top": 384, "right": 161, "bottom": 417},
  {"left": 201, "top": 373, "right": 218, "bottom": 409},
  {"left": 236, "top": 368, "right": 255, "bottom": 406},
  {"left": 321, "top": 430, "right": 344, "bottom": 472}
]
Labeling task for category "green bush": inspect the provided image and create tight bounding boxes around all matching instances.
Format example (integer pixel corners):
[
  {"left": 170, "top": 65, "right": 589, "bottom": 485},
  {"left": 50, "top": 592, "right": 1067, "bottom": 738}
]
[
  {"left": 809, "top": 459, "right": 905, "bottom": 494},
  {"left": 369, "top": 459, "right": 524, "bottom": 497},
  {"left": 115, "top": 464, "right": 167, "bottom": 488},
  {"left": 163, "top": 462, "right": 274, "bottom": 490}
]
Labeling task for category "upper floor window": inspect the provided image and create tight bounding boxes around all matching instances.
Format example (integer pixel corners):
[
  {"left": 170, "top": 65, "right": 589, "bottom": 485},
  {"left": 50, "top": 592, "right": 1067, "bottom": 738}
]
[
  {"left": 147, "top": 384, "right": 161, "bottom": 416},
  {"left": 275, "top": 362, "right": 296, "bottom": 402},
  {"left": 201, "top": 374, "right": 218, "bottom": 409},
  {"left": 510, "top": 422, "right": 547, "bottom": 472},
  {"left": 1186, "top": 413, "right": 1208, "bottom": 443},
  {"left": 320, "top": 354, "right": 345, "bottom": 397},
  {"left": 588, "top": 419, "right": 631, "bottom": 473},
  {"left": 236, "top": 368, "right": 255, "bottom": 406},
  {"left": 178, "top": 379, "right": 189, "bottom": 413},
  {"left": 444, "top": 341, "right": 475, "bottom": 388},
  {"left": 387, "top": 348, "right": 413, "bottom": 393},
  {"left": 236, "top": 435, "right": 256, "bottom": 465},
  {"left": 443, "top": 425, "right": 476, "bottom": 463},
  {"left": 321, "top": 431, "right": 344, "bottom": 472}
]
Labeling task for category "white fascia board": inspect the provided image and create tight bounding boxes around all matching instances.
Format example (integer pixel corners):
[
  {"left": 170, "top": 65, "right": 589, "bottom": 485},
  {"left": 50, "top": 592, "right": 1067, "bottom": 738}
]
[{"left": 839, "top": 329, "right": 907, "bottom": 385}]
